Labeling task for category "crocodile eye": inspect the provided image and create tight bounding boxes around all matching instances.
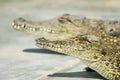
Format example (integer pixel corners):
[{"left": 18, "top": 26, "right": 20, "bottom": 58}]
[
  {"left": 58, "top": 17, "right": 72, "bottom": 24},
  {"left": 108, "top": 28, "right": 120, "bottom": 37},
  {"left": 58, "top": 17, "right": 67, "bottom": 24},
  {"left": 94, "top": 56, "right": 98, "bottom": 59}
]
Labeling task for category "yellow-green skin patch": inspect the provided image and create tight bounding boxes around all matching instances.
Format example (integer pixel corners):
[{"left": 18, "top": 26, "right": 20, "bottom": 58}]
[{"left": 13, "top": 14, "right": 120, "bottom": 80}]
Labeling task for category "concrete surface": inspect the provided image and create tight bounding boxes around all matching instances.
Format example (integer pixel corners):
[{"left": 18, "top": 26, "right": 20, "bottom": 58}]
[{"left": 0, "top": 0, "right": 120, "bottom": 80}]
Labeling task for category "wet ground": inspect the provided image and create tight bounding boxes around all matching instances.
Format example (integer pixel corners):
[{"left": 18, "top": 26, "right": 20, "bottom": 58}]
[{"left": 0, "top": 0, "right": 120, "bottom": 80}]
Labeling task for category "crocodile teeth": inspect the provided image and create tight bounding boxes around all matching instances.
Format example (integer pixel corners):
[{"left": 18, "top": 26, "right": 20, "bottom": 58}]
[
  {"left": 12, "top": 23, "right": 15, "bottom": 26},
  {"left": 47, "top": 29, "right": 51, "bottom": 32},
  {"left": 13, "top": 22, "right": 56, "bottom": 33},
  {"left": 43, "top": 28, "right": 46, "bottom": 31},
  {"left": 40, "top": 28, "right": 43, "bottom": 31},
  {"left": 28, "top": 27, "right": 35, "bottom": 31},
  {"left": 13, "top": 23, "right": 25, "bottom": 30},
  {"left": 39, "top": 28, "right": 52, "bottom": 32},
  {"left": 39, "top": 28, "right": 56, "bottom": 33},
  {"left": 39, "top": 28, "right": 47, "bottom": 31},
  {"left": 17, "top": 25, "right": 20, "bottom": 29},
  {"left": 13, "top": 25, "right": 20, "bottom": 29},
  {"left": 21, "top": 24, "right": 25, "bottom": 28},
  {"left": 32, "top": 28, "right": 35, "bottom": 31},
  {"left": 51, "top": 31, "right": 55, "bottom": 33},
  {"left": 13, "top": 25, "right": 17, "bottom": 28},
  {"left": 29, "top": 27, "right": 33, "bottom": 31}
]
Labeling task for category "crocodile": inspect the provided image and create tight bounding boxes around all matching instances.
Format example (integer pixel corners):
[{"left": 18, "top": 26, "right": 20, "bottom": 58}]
[{"left": 13, "top": 14, "right": 120, "bottom": 80}]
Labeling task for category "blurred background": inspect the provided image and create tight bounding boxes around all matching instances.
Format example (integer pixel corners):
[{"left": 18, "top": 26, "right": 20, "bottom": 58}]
[{"left": 0, "top": 0, "right": 120, "bottom": 80}]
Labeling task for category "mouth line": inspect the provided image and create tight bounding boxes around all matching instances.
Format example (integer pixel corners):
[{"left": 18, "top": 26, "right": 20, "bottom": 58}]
[
  {"left": 36, "top": 37, "right": 55, "bottom": 43},
  {"left": 35, "top": 37, "right": 86, "bottom": 52},
  {"left": 12, "top": 22, "right": 56, "bottom": 33}
]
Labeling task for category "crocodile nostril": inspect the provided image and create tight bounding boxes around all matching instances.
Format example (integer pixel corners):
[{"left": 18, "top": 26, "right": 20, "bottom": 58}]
[
  {"left": 58, "top": 17, "right": 66, "bottom": 24},
  {"left": 18, "top": 17, "right": 26, "bottom": 22}
]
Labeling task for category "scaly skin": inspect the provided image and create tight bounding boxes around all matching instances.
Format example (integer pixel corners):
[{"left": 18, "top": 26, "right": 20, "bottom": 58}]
[{"left": 13, "top": 14, "right": 120, "bottom": 80}]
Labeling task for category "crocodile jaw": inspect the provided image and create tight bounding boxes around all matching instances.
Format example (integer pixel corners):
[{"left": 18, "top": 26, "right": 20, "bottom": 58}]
[
  {"left": 35, "top": 36, "right": 103, "bottom": 62},
  {"left": 13, "top": 17, "right": 82, "bottom": 40}
]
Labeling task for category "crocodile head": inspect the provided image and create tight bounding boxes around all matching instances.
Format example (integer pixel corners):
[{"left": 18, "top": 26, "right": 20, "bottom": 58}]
[
  {"left": 35, "top": 35, "right": 104, "bottom": 62},
  {"left": 13, "top": 14, "right": 87, "bottom": 40},
  {"left": 13, "top": 14, "right": 105, "bottom": 62}
]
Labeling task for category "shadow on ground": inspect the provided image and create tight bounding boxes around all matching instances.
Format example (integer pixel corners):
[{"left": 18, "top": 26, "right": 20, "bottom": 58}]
[
  {"left": 23, "top": 48, "right": 65, "bottom": 55},
  {"left": 23, "top": 48, "right": 106, "bottom": 80},
  {"left": 49, "top": 71, "right": 105, "bottom": 79}
]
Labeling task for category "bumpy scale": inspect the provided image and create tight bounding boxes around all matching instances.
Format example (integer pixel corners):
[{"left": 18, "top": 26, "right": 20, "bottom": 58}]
[{"left": 13, "top": 14, "right": 120, "bottom": 80}]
